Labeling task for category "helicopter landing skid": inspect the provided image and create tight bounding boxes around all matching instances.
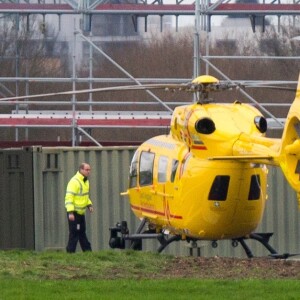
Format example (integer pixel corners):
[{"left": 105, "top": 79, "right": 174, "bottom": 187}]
[
  {"left": 236, "top": 232, "right": 279, "bottom": 258},
  {"left": 109, "top": 221, "right": 289, "bottom": 258}
]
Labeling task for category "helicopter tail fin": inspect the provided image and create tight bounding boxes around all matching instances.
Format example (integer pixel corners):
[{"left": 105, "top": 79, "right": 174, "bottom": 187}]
[{"left": 279, "top": 74, "right": 300, "bottom": 208}]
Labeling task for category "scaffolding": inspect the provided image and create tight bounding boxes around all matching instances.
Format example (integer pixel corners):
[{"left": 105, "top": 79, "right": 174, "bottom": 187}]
[{"left": 0, "top": 0, "right": 299, "bottom": 146}]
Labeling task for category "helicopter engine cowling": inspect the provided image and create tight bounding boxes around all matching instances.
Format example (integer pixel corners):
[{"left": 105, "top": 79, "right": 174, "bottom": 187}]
[{"left": 170, "top": 101, "right": 269, "bottom": 157}]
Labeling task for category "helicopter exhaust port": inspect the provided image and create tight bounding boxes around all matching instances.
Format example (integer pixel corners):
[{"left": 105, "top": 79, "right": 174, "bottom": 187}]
[
  {"left": 254, "top": 116, "right": 268, "bottom": 133},
  {"left": 195, "top": 118, "right": 216, "bottom": 134}
]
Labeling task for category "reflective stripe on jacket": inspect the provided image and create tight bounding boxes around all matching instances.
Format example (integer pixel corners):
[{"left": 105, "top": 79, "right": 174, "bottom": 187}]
[{"left": 65, "top": 171, "right": 92, "bottom": 215}]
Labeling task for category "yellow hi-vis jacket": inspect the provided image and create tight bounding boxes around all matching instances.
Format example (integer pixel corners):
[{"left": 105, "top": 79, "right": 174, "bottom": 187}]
[{"left": 65, "top": 171, "right": 92, "bottom": 215}]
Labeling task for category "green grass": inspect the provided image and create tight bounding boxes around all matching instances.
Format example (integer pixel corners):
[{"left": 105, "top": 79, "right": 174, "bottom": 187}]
[
  {"left": 0, "top": 249, "right": 169, "bottom": 280},
  {"left": 0, "top": 278, "right": 299, "bottom": 300},
  {"left": 0, "top": 250, "right": 298, "bottom": 300}
]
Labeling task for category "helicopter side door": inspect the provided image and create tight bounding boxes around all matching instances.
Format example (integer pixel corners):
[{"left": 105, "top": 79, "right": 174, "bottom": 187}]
[
  {"left": 128, "top": 150, "right": 156, "bottom": 220},
  {"left": 137, "top": 150, "right": 157, "bottom": 219},
  {"left": 154, "top": 155, "right": 172, "bottom": 225}
]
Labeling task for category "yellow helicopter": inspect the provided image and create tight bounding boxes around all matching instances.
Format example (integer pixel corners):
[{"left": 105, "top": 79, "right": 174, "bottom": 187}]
[
  {"left": 1, "top": 74, "right": 299, "bottom": 257},
  {"left": 107, "top": 74, "right": 300, "bottom": 258}
]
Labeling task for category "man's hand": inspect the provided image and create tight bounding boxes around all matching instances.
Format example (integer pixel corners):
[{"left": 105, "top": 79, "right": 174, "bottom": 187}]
[
  {"left": 68, "top": 213, "right": 75, "bottom": 221},
  {"left": 88, "top": 206, "right": 94, "bottom": 213}
]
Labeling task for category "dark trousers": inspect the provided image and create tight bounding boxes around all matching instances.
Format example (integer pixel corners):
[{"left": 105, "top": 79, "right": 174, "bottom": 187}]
[{"left": 66, "top": 212, "right": 92, "bottom": 253}]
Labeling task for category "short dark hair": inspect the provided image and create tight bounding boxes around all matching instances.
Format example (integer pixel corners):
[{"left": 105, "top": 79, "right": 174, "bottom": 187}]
[{"left": 79, "top": 163, "right": 87, "bottom": 171}]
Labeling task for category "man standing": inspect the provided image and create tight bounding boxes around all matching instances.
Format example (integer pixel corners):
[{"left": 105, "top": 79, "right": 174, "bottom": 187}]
[{"left": 65, "top": 163, "right": 94, "bottom": 253}]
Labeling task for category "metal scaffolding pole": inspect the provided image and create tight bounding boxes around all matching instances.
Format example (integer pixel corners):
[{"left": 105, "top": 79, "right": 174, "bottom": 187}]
[
  {"left": 77, "top": 31, "right": 174, "bottom": 113},
  {"left": 0, "top": 0, "right": 300, "bottom": 146}
]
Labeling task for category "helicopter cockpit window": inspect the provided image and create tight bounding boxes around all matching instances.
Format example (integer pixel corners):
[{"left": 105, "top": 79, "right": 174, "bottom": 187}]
[
  {"left": 158, "top": 156, "right": 168, "bottom": 183},
  {"left": 248, "top": 175, "right": 261, "bottom": 200},
  {"left": 129, "top": 150, "right": 139, "bottom": 188},
  {"left": 209, "top": 175, "right": 230, "bottom": 201},
  {"left": 171, "top": 159, "right": 179, "bottom": 182},
  {"left": 139, "top": 151, "right": 155, "bottom": 186}
]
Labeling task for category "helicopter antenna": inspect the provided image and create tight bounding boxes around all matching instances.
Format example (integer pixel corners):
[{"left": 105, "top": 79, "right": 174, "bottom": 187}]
[{"left": 164, "top": 125, "right": 170, "bottom": 136}]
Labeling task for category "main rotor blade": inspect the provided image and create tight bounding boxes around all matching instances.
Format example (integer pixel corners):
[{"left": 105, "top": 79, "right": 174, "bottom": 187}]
[
  {"left": 0, "top": 80, "right": 296, "bottom": 102},
  {"left": 244, "top": 85, "right": 297, "bottom": 92},
  {"left": 0, "top": 83, "right": 187, "bottom": 102}
]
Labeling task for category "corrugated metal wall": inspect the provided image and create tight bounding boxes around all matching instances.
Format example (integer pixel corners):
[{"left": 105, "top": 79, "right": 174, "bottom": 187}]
[
  {"left": 32, "top": 146, "right": 138, "bottom": 252},
  {"left": 0, "top": 146, "right": 299, "bottom": 257},
  {"left": 0, "top": 147, "right": 34, "bottom": 249}
]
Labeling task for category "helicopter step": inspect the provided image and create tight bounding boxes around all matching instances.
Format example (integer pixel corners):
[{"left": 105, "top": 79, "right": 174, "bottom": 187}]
[{"left": 109, "top": 219, "right": 181, "bottom": 252}]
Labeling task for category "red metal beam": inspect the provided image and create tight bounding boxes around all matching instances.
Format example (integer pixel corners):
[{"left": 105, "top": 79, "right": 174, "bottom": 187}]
[
  {"left": 0, "top": 3, "right": 299, "bottom": 16},
  {"left": 212, "top": 3, "right": 300, "bottom": 15},
  {"left": 216, "top": 3, "right": 300, "bottom": 11},
  {"left": 77, "top": 118, "right": 170, "bottom": 127},
  {"left": 0, "top": 115, "right": 171, "bottom": 128},
  {"left": 0, "top": 140, "right": 141, "bottom": 147},
  {"left": 0, "top": 3, "right": 72, "bottom": 12},
  {"left": 93, "top": 3, "right": 195, "bottom": 13}
]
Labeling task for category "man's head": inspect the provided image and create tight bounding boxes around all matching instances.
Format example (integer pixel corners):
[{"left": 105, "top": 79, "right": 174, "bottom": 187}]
[{"left": 79, "top": 163, "right": 91, "bottom": 178}]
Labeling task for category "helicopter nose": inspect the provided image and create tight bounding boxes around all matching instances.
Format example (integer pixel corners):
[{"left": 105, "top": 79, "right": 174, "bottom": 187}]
[{"left": 195, "top": 118, "right": 216, "bottom": 134}]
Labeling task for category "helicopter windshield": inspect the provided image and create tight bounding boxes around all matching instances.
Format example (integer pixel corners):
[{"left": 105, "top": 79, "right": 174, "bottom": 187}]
[{"left": 129, "top": 150, "right": 139, "bottom": 188}]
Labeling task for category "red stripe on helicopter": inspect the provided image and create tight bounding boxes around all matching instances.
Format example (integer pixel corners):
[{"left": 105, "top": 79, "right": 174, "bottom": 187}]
[
  {"left": 131, "top": 204, "right": 182, "bottom": 219},
  {"left": 191, "top": 145, "right": 207, "bottom": 150},
  {"left": 170, "top": 214, "right": 183, "bottom": 220}
]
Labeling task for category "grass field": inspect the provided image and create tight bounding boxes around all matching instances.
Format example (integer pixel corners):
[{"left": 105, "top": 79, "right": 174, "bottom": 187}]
[
  {"left": 1, "top": 278, "right": 299, "bottom": 300},
  {"left": 0, "top": 250, "right": 299, "bottom": 299}
]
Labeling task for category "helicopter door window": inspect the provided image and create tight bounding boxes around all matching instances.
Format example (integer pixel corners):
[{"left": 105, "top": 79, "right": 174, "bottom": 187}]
[
  {"left": 170, "top": 159, "right": 179, "bottom": 182},
  {"left": 248, "top": 175, "right": 261, "bottom": 200},
  {"left": 158, "top": 156, "right": 168, "bottom": 183},
  {"left": 208, "top": 175, "right": 230, "bottom": 201},
  {"left": 139, "top": 151, "right": 155, "bottom": 186},
  {"left": 129, "top": 150, "right": 139, "bottom": 188}
]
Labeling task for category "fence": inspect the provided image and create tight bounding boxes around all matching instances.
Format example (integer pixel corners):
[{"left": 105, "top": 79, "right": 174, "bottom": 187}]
[{"left": 0, "top": 146, "right": 299, "bottom": 257}]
